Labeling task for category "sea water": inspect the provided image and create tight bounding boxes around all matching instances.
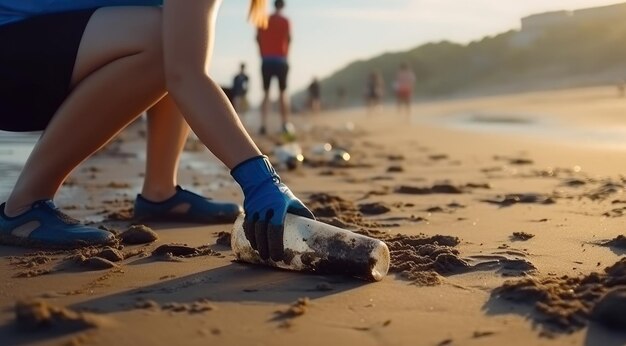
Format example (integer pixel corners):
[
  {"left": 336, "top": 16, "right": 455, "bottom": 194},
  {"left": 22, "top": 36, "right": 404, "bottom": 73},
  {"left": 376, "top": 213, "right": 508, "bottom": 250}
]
[
  {"left": 413, "top": 111, "right": 626, "bottom": 150},
  {"left": 0, "top": 131, "right": 39, "bottom": 201}
]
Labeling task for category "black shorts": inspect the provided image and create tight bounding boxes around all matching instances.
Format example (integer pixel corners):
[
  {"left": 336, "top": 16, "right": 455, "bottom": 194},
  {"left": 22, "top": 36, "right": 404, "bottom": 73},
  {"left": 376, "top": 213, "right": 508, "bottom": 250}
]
[
  {"left": 261, "top": 60, "right": 289, "bottom": 92},
  {"left": 0, "top": 9, "right": 97, "bottom": 132}
]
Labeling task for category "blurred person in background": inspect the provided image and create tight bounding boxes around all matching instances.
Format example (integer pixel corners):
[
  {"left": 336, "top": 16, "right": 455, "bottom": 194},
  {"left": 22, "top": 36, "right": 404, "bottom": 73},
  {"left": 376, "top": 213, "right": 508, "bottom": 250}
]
[
  {"left": 256, "top": 0, "right": 292, "bottom": 135},
  {"left": 232, "top": 62, "right": 250, "bottom": 115},
  {"left": 365, "top": 70, "right": 384, "bottom": 115},
  {"left": 393, "top": 62, "right": 416, "bottom": 116},
  {"left": 307, "top": 77, "right": 321, "bottom": 114}
]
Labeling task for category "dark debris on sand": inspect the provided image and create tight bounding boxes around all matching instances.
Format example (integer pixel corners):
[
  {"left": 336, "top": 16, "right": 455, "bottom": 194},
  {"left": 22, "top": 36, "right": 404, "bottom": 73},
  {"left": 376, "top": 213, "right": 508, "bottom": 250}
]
[
  {"left": 492, "top": 258, "right": 626, "bottom": 332},
  {"left": 396, "top": 184, "right": 464, "bottom": 195},
  {"left": 602, "top": 206, "right": 626, "bottom": 218},
  {"left": 584, "top": 181, "right": 624, "bottom": 201},
  {"left": 135, "top": 298, "right": 215, "bottom": 314},
  {"left": 395, "top": 183, "right": 489, "bottom": 195},
  {"left": 599, "top": 235, "right": 626, "bottom": 250},
  {"left": 358, "top": 202, "right": 391, "bottom": 215},
  {"left": 152, "top": 244, "right": 221, "bottom": 259},
  {"left": 307, "top": 193, "right": 399, "bottom": 229},
  {"left": 511, "top": 232, "right": 535, "bottom": 241},
  {"left": 481, "top": 193, "right": 556, "bottom": 207}
]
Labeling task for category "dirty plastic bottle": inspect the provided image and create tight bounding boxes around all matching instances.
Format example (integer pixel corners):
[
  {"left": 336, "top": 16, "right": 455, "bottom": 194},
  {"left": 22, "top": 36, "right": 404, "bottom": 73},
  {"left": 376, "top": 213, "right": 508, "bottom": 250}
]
[
  {"left": 309, "top": 143, "right": 351, "bottom": 164},
  {"left": 330, "top": 148, "right": 351, "bottom": 163},
  {"left": 231, "top": 213, "right": 390, "bottom": 281}
]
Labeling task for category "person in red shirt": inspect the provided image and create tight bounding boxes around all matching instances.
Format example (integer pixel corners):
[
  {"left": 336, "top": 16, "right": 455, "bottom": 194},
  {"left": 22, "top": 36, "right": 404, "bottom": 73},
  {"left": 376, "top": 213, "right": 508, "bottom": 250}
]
[
  {"left": 256, "top": 0, "right": 291, "bottom": 135},
  {"left": 393, "top": 62, "right": 416, "bottom": 116}
]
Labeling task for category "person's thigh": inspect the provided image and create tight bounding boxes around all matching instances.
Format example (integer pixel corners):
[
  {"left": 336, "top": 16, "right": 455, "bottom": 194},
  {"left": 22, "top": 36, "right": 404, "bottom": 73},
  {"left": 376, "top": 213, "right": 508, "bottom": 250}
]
[
  {"left": 261, "top": 62, "right": 272, "bottom": 92},
  {"left": 277, "top": 62, "right": 289, "bottom": 91},
  {"left": 72, "top": 6, "right": 162, "bottom": 86}
]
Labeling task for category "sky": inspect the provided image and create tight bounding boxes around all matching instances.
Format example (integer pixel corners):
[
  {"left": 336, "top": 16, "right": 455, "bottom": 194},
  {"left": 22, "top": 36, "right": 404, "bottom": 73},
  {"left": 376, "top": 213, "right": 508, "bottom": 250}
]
[{"left": 210, "top": 0, "right": 622, "bottom": 103}]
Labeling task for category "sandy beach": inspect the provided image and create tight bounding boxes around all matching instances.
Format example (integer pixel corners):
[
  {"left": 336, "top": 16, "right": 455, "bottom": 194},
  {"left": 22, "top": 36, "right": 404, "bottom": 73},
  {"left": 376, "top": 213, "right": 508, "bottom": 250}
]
[{"left": 1, "top": 85, "right": 626, "bottom": 345}]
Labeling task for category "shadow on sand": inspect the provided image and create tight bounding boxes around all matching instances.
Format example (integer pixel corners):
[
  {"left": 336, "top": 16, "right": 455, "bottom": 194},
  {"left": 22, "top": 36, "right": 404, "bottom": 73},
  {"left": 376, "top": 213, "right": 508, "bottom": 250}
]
[{"left": 0, "top": 262, "right": 367, "bottom": 345}]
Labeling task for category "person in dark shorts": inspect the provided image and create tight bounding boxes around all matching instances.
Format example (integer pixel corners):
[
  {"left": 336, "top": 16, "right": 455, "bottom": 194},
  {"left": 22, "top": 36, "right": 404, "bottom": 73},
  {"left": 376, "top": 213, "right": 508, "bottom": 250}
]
[
  {"left": 256, "top": 0, "right": 291, "bottom": 135},
  {"left": 0, "top": 0, "right": 314, "bottom": 253}
]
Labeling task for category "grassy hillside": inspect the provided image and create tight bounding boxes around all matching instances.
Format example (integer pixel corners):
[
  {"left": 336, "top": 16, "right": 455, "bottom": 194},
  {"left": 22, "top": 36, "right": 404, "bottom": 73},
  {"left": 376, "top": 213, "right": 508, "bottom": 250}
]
[{"left": 294, "top": 15, "right": 626, "bottom": 109}]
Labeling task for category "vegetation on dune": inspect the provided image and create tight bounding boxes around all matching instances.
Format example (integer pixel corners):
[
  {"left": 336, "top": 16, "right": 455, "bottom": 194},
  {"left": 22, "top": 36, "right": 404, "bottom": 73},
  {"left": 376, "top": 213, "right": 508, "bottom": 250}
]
[{"left": 295, "top": 16, "right": 626, "bottom": 108}]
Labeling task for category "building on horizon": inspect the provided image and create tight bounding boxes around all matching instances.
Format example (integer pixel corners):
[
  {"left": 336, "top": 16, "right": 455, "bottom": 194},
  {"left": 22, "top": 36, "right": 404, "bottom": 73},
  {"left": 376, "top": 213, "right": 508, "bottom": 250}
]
[{"left": 511, "top": 2, "right": 626, "bottom": 47}]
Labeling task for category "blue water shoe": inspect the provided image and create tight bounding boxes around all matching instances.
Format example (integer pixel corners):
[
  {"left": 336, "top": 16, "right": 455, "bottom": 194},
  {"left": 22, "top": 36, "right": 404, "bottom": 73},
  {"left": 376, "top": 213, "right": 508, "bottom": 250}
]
[
  {"left": 0, "top": 200, "right": 115, "bottom": 248},
  {"left": 133, "top": 186, "right": 242, "bottom": 224}
]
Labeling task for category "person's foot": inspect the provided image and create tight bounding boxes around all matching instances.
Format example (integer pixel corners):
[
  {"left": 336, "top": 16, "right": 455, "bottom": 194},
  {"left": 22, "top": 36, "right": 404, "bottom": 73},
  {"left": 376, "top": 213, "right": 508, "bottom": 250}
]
[
  {"left": 281, "top": 122, "right": 297, "bottom": 142},
  {"left": 133, "top": 186, "right": 242, "bottom": 224},
  {"left": 0, "top": 200, "right": 115, "bottom": 248},
  {"left": 282, "top": 122, "right": 295, "bottom": 134}
]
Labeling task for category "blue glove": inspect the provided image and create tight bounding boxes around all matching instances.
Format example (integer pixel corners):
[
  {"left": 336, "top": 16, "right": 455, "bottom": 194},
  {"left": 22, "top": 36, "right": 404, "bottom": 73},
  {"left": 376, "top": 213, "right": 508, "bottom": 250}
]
[{"left": 231, "top": 155, "right": 315, "bottom": 261}]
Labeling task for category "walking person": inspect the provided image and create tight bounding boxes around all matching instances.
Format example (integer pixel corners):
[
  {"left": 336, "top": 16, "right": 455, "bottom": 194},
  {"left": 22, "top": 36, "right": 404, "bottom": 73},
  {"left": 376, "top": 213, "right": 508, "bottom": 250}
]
[
  {"left": 307, "top": 77, "right": 321, "bottom": 114},
  {"left": 394, "top": 62, "right": 416, "bottom": 116},
  {"left": 256, "top": 0, "right": 291, "bottom": 135},
  {"left": 365, "top": 70, "right": 384, "bottom": 115},
  {"left": 0, "top": 0, "right": 314, "bottom": 258}
]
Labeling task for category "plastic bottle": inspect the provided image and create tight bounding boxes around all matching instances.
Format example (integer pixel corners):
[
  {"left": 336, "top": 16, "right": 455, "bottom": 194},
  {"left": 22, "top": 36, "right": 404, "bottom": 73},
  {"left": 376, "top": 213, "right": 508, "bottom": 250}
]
[
  {"left": 231, "top": 213, "right": 390, "bottom": 281},
  {"left": 330, "top": 148, "right": 351, "bottom": 163},
  {"left": 273, "top": 142, "right": 304, "bottom": 170},
  {"left": 309, "top": 143, "right": 351, "bottom": 164}
]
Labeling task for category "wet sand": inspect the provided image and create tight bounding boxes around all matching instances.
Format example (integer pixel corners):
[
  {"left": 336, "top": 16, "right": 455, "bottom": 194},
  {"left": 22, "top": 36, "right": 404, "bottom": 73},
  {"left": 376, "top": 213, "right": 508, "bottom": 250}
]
[{"left": 1, "top": 86, "right": 626, "bottom": 345}]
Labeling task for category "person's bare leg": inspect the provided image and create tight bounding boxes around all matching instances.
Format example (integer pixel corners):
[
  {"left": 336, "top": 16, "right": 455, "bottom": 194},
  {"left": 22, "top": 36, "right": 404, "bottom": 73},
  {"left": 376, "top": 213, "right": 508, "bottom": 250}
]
[
  {"left": 162, "top": 0, "right": 261, "bottom": 167},
  {"left": 4, "top": 7, "right": 166, "bottom": 216},
  {"left": 261, "top": 90, "right": 270, "bottom": 133},
  {"left": 141, "top": 95, "right": 190, "bottom": 202},
  {"left": 278, "top": 90, "right": 290, "bottom": 128},
  {"left": 135, "top": 92, "right": 242, "bottom": 223}
]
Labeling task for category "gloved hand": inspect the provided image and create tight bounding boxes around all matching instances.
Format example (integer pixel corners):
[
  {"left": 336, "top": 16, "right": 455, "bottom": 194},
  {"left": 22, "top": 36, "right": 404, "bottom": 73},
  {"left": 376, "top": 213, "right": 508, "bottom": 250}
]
[{"left": 231, "top": 155, "right": 315, "bottom": 261}]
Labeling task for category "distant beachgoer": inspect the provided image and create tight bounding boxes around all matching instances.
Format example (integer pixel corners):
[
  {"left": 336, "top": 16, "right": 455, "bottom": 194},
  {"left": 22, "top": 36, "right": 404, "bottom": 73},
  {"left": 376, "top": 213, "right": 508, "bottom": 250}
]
[
  {"left": 0, "top": 0, "right": 314, "bottom": 253},
  {"left": 365, "top": 71, "right": 384, "bottom": 114},
  {"left": 257, "top": 0, "right": 291, "bottom": 135},
  {"left": 394, "top": 62, "right": 416, "bottom": 115},
  {"left": 307, "top": 77, "right": 321, "bottom": 114},
  {"left": 618, "top": 78, "right": 625, "bottom": 98},
  {"left": 232, "top": 62, "right": 249, "bottom": 114}
]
